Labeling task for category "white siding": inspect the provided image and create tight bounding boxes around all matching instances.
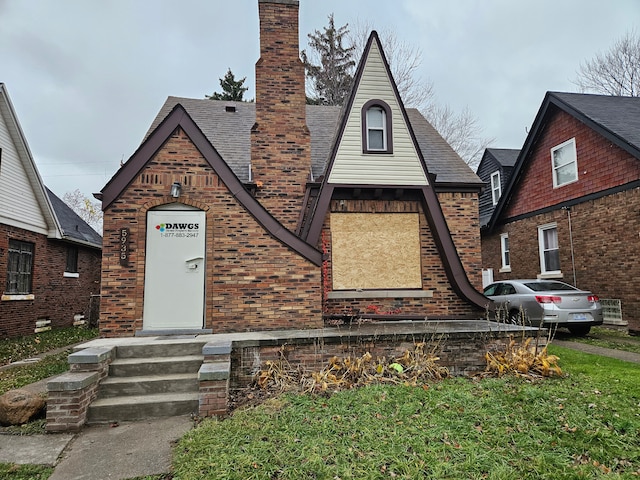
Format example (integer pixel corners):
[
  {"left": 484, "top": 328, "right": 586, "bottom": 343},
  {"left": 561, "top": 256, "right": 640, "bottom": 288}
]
[
  {"left": 328, "top": 41, "right": 428, "bottom": 186},
  {"left": 0, "top": 103, "right": 49, "bottom": 234}
]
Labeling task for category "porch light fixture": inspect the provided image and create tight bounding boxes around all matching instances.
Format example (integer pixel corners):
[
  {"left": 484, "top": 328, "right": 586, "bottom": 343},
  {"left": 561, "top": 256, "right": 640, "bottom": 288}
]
[{"left": 170, "top": 182, "right": 182, "bottom": 198}]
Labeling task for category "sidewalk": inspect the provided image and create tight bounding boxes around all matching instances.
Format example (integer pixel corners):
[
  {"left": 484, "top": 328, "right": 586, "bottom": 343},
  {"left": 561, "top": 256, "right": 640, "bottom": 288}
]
[
  {"left": 550, "top": 339, "right": 640, "bottom": 364},
  {"left": 0, "top": 415, "right": 193, "bottom": 480}
]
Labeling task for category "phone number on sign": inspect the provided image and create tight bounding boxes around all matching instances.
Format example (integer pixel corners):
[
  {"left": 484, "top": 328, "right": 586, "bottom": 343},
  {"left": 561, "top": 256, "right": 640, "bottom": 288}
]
[{"left": 160, "top": 232, "right": 199, "bottom": 238}]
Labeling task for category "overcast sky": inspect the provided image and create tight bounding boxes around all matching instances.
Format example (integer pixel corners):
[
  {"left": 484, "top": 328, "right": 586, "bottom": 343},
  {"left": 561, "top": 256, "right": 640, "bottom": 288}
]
[{"left": 1, "top": 0, "right": 638, "bottom": 201}]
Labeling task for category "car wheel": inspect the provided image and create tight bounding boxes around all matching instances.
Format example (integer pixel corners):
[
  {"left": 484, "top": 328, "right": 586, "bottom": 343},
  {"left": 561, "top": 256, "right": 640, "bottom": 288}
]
[
  {"left": 508, "top": 310, "right": 522, "bottom": 325},
  {"left": 568, "top": 325, "right": 591, "bottom": 336}
]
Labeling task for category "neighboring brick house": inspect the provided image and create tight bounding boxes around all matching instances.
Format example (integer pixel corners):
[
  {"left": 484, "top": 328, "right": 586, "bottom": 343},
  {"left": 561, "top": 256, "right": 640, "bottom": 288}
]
[
  {"left": 0, "top": 83, "right": 102, "bottom": 339},
  {"left": 482, "top": 91, "right": 640, "bottom": 335},
  {"left": 97, "top": 0, "right": 488, "bottom": 338}
]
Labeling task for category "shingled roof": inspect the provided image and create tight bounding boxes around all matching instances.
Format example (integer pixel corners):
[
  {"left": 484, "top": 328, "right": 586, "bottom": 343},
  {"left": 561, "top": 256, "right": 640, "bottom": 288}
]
[
  {"left": 46, "top": 187, "right": 102, "bottom": 248},
  {"left": 145, "top": 97, "right": 482, "bottom": 187},
  {"left": 486, "top": 91, "right": 640, "bottom": 232}
]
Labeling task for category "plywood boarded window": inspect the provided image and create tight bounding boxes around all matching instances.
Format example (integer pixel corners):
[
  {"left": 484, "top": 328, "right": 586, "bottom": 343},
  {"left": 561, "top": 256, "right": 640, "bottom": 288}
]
[{"left": 331, "top": 213, "right": 422, "bottom": 290}]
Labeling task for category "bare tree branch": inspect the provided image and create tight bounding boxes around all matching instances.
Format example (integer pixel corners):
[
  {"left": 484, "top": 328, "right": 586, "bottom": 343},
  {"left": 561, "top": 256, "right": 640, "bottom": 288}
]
[{"left": 573, "top": 29, "right": 640, "bottom": 96}]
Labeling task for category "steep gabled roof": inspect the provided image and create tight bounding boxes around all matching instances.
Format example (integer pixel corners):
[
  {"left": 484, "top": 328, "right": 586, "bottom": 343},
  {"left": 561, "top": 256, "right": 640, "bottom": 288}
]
[
  {"left": 143, "top": 102, "right": 481, "bottom": 187},
  {"left": 0, "top": 83, "right": 61, "bottom": 238},
  {"left": 305, "top": 31, "right": 488, "bottom": 309},
  {"left": 100, "top": 104, "right": 322, "bottom": 265},
  {"left": 484, "top": 148, "right": 519, "bottom": 169},
  {"left": 487, "top": 92, "right": 640, "bottom": 232},
  {"left": 46, "top": 187, "right": 102, "bottom": 248}
]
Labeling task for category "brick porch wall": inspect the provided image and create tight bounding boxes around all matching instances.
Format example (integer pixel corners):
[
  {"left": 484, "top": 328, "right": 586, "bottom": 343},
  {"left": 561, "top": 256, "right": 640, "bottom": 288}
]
[{"left": 0, "top": 224, "right": 102, "bottom": 339}]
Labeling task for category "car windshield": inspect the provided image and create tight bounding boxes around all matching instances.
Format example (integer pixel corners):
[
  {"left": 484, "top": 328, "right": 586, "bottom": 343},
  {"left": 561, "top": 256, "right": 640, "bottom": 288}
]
[{"left": 524, "top": 281, "right": 577, "bottom": 292}]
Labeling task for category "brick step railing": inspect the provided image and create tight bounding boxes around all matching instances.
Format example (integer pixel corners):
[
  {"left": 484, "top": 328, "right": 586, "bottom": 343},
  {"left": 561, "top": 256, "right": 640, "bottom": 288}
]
[{"left": 46, "top": 340, "right": 231, "bottom": 432}]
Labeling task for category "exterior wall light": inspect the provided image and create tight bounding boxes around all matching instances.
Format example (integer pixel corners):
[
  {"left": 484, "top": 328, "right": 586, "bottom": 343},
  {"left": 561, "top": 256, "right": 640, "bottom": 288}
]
[{"left": 170, "top": 182, "right": 182, "bottom": 198}]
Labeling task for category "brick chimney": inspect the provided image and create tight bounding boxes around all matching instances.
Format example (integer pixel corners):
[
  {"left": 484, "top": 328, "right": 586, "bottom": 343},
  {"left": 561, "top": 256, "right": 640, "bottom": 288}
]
[{"left": 252, "top": 0, "right": 311, "bottom": 230}]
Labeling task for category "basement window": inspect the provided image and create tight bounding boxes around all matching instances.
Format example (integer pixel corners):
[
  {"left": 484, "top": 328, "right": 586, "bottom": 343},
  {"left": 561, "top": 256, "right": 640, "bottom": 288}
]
[{"left": 362, "top": 99, "right": 393, "bottom": 154}]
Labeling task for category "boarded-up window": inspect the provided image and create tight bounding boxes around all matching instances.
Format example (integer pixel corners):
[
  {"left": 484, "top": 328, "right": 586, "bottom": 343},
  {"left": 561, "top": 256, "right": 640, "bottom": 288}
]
[{"left": 331, "top": 213, "right": 422, "bottom": 290}]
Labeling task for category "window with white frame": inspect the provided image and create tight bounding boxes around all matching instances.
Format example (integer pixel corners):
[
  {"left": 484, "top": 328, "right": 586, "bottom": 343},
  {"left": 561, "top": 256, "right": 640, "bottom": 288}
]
[
  {"left": 361, "top": 99, "right": 393, "bottom": 154},
  {"left": 538, "top": 224, "right": 560, "bottom": 275},
  {"left": 551, "top": 138, "right": 578, "bottom": 187},
  {"left": 500, "top": 233, "right": 510, "bottom": 271},
  {"left": 491, "top": 171, "right": 501, "bottom": 205}
]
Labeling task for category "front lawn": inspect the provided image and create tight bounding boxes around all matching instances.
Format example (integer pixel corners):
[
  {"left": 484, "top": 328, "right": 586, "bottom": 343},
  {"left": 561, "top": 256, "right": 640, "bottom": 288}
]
[{"left": 173, "top": 344, "right": 640, "bottom": 479}]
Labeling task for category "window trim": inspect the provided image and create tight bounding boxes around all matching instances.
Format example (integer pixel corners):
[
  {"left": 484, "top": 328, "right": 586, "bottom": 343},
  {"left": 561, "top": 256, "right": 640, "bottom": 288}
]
[
  {"left": 551, "top": 138, "right": 578, "bottom": 188},
  {"left": 490, "top": 171, "right": 501, "bottom": 205},
  {"left": 65, "top": 245, "right": 79, "bottom": 275},
  {"left": 537, "top": 223, "right": 562, "bottom": 278},
  {"left": 499, "top": 233, "right": 511, "bottom": 272},
  {"left": 361, "top": 99, "right": 393, "bottom": 154}
]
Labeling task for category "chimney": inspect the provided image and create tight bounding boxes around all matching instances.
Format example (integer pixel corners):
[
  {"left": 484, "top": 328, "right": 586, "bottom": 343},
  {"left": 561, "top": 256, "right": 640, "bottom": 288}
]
[{"left": 252, "top": 0, "right": 311, "bottom": 230}]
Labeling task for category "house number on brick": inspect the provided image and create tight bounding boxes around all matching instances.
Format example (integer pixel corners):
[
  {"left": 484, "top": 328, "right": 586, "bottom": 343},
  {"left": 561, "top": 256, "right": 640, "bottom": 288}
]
[{"left": 119, "top": 228, "right": 129, "bottom": 267}]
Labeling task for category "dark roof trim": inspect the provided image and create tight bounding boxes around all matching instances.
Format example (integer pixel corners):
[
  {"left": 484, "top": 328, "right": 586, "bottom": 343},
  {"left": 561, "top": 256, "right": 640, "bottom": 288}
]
[
  {"left": 306, "top": 31, "right": 434, "bottom": 243},
  {"left": 101, "top": 104, "right": 322, "bottom": 266},
  {"left": 304, "top": 32, "right": 488, "bottom": 310},
  {"left": 419, "top": 186, "right": 492, "bottom": 310},
  {"left": 487, "top": 91, "right": 640, "bottom": 232},
  {"left": 492, "top": 179, "right": 640, "bottom": 228}
]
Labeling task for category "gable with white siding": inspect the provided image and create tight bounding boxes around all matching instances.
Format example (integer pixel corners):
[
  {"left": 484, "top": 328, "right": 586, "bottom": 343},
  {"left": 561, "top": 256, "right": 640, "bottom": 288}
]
[
  {"left": 0, "top": 84, "right": 58, "bottom": 236},
  {"left": 327, "top": 38, "right": 428, "bottom": 186}
]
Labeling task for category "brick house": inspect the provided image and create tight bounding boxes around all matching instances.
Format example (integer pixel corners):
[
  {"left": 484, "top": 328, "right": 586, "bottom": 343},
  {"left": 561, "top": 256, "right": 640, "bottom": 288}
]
[
  {"left": 0, "top": 83, "right": 102, "bottom": 339},
  {"left": 481, "top": 91, "right": 640, "bottom": 335},
  {"left": 97, "top": 0, "right": 488, "bottom": 338}
]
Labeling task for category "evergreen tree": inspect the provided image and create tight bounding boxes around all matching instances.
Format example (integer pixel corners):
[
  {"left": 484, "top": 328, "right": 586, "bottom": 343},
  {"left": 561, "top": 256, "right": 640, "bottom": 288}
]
[
  {"left": 301, "top": 14, "right": 356, "bottom": 106},
  {"left": 206, "top": 68, "right": 249, "bottom": 101}
]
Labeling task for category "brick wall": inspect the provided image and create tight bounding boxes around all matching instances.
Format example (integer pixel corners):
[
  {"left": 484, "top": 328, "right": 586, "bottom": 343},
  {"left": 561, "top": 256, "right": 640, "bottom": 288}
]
[
  {"left": 0, "top": 224, "right": 102, "bottom": 339},
  {"left": 483, "top": 188, "right": 640, "bottom": 334},
  {"left": 100, "top": 127, "right": 322, "bottom": 337},
  {"left": 252, "top": 0, "right": 311, "bottom": 229},
  {"left": 320, "top": 194, "right": 484, "bottom": 319},
  {"left": 506, "top": 110, "right": 640, "bottom": 218},
  {"left": 484, "top": 108, "right": 640, "bottom": 334}
]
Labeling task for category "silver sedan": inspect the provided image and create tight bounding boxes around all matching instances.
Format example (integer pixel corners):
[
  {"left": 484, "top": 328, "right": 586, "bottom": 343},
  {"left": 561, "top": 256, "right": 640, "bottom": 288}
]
[{"left": 484, "top": 279, "right": 603, "bottom": 336}]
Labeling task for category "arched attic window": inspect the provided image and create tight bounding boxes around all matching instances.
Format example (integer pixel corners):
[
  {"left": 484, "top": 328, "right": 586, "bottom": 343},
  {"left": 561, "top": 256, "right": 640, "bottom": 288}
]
[{"left": 362, "top": 99, "right": 393, "bottom": 154}]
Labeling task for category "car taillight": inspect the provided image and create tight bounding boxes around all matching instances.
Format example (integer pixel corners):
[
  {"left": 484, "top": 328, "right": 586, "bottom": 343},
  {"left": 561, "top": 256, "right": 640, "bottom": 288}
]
[
  {"left": 588, "top": 295, "right": 599, "bottom": 303},
  {"left": 535, "top": 295, "right": 562, "bottom": 304}
]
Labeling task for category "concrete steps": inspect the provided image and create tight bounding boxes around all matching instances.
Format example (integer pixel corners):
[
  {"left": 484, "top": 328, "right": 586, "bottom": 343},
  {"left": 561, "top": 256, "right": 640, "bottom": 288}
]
[{"left": 87, "top": 340, "right": 207, "bottom": 424}]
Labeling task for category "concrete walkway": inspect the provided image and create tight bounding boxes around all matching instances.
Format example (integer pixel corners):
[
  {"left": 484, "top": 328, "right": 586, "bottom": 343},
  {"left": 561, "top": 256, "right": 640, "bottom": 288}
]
[{"left": 551, "top": 339, "right": 640, "bottom": 364}]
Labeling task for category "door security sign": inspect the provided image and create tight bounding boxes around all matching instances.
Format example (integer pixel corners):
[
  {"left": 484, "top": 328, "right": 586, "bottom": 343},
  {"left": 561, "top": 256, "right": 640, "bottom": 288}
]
[{"left": 155, "top": 222, "right": 200, "bottom": 238}]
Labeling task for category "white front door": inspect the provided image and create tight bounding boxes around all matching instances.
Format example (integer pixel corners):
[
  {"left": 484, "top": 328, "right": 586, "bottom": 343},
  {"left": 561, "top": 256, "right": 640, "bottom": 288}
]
[{"left": 143, "top": 208, "right": 206, "bottom": 330}]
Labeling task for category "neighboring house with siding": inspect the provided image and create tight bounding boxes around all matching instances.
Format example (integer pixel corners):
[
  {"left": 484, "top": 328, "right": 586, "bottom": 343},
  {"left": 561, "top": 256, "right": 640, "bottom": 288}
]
[
  {"left": 97, "top": 0, "right": 488, "bottom": 338},
  {"left": 481, "top": 91, "right": 640, "bottom": 335},
  {"left": 0, "top": 83, "right": 102, "bottom": 339},
  {"left": 477, "top": 148, "right": 519, "bottom": 229}
]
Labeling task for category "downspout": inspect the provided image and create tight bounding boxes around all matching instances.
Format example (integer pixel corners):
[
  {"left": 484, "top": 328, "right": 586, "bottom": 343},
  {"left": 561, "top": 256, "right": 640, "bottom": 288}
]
[{"left": 563, "top": 206, "right": 577, "bottom": 287}]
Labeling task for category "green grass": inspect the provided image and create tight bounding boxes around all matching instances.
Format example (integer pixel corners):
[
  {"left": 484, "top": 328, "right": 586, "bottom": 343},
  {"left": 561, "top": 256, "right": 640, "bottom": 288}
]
[
  {"left": 0, "top": 327, "right": 99, "bottom": 366},
  {"left": 172, "top": 345, "right": 640, "bottom": 480},
  {"left": 564, "top": 326, "right": 640, "bottom": 355},
  {"left": 0, "top": 350, "right": 79, "bottom": 396},
  {"left": 0, "top": 463, "right": 53, "bottom": 480}
]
